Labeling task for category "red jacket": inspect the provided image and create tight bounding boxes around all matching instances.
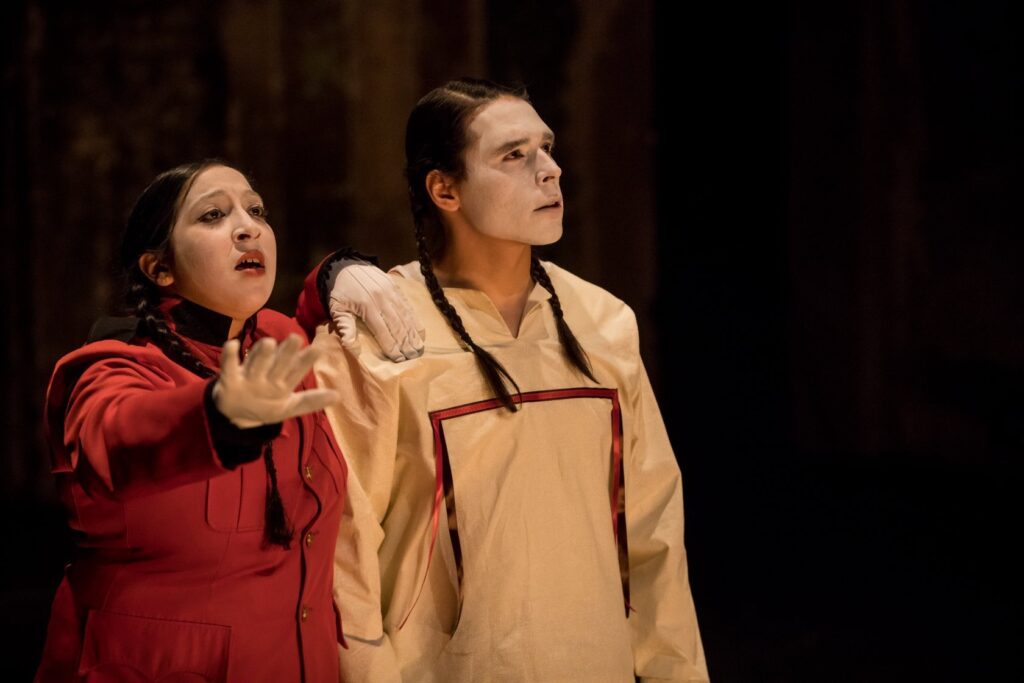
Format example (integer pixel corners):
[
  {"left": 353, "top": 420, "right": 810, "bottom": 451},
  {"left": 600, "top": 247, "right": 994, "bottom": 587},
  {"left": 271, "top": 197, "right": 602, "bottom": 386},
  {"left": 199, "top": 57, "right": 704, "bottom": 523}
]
[{"left": 36, "top": 299, "right": 347, "bottom": 683}]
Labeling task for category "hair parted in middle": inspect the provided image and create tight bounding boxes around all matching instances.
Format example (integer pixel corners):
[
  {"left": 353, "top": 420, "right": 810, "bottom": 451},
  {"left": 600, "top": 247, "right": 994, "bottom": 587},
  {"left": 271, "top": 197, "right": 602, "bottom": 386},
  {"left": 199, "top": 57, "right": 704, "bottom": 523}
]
[{"left": 404, "top": 77, "right": 595, "bottom": 411}]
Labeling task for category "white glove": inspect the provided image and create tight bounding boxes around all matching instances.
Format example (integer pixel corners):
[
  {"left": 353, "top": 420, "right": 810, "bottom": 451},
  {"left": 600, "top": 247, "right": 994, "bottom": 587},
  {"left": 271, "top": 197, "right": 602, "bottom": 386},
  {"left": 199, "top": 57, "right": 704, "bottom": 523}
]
[
  {"left": 327, "top": 259, "right": 425, "bottom": 361},
  {"left": 213, "top": 335, "right": 340, "bottom": 429}
]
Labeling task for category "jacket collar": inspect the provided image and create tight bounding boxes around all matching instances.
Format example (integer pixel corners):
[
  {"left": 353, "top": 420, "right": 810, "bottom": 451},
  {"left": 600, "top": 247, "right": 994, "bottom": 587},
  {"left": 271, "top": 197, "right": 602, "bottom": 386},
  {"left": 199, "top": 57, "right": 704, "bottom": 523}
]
[{"left": 157, "top": 296, "right": 258, "bottom": 366}]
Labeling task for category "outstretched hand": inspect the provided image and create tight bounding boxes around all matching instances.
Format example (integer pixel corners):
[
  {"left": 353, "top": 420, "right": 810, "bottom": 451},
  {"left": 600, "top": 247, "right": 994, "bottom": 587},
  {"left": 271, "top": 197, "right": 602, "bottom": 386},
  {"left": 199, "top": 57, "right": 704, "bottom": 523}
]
[{"left": 213, "top": 335, "right": 339, "bottom": 429}]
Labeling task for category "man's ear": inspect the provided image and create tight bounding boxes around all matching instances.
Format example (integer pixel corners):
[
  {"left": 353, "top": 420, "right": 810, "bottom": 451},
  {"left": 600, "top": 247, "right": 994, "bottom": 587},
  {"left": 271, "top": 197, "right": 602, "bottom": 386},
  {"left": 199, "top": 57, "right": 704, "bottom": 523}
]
[
  {"left": 138, "top": 252, "right": 174, "bottom": 287},
  {"left": 425, "top": 170, "right": 460, "bottom": 213}
]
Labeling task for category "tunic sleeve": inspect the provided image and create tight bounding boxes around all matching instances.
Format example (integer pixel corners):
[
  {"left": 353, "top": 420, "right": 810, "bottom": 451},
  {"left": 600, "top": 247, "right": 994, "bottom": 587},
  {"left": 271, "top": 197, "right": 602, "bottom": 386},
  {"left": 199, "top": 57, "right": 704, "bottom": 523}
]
[
  {"left": 620, "top": 310, "right": 710, "bottom": 682},
  {"left": 313, "top": 329, "right": 403, "bottom": 682}
]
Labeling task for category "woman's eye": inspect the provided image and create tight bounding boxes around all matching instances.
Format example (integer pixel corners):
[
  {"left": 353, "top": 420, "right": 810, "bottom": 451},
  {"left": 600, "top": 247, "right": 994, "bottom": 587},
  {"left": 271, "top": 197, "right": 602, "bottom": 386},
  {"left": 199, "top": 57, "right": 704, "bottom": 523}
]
[
  {"left": 200, "top": 208, "right": 225, "bottom": 223},
  {"left": 249, "top": 205, "right": 268, "bottom": 219}
]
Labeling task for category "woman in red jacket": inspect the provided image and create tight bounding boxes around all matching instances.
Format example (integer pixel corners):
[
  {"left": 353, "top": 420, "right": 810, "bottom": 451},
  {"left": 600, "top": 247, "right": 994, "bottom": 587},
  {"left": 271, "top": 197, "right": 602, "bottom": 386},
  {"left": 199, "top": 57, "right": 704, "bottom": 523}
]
[{"left": 36, "top": 160, "right": 349, "bottom": 682}]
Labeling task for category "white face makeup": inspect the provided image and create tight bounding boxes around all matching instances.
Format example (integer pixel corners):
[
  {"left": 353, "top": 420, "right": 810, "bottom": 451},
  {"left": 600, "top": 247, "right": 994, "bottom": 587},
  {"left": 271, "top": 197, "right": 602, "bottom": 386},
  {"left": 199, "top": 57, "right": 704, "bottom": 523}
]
[
  {"left": 163, "top": 165, "right": 277, "bottom": 322},
  {"left": 455, "top": 97, "right": 564, "bottom": 246}
]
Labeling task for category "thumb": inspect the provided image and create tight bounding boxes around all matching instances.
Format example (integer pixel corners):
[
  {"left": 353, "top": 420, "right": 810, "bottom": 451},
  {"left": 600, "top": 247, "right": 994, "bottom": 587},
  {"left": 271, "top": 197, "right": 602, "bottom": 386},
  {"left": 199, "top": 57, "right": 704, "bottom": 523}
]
[{"left": 336, "top": 312, "right": 361, "bottom": 352}]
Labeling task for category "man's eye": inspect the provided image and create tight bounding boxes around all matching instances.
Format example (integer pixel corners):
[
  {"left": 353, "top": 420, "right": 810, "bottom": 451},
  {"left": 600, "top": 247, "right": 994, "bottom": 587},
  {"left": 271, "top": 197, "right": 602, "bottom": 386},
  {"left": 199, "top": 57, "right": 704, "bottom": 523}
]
[
  {"left": 200, "top": 209, "right": 225, "bottom": 222},
  {"left": 503, "top": 149, "right": 524, "bottom": 161},
  {"left": 541, "top": 143, "right": 555, "bottom": 156}
]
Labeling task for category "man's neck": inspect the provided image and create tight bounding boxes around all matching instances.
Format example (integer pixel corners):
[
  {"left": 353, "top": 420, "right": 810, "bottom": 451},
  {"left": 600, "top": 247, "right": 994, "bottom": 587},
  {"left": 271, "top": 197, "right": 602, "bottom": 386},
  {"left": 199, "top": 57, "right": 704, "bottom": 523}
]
[{"left": 434, "top": 235, "right": 534, "bottom": 337}]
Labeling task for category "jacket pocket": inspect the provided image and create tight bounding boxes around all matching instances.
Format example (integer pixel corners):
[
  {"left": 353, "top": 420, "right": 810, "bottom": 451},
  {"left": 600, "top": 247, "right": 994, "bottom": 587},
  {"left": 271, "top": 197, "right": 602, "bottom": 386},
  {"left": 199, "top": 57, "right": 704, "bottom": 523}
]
[
  {"left": 77, "top": 609, "right": 231, "bottom": 682},
  {"left": 206, "top": 464, "right": 268, "bottom": 532}
]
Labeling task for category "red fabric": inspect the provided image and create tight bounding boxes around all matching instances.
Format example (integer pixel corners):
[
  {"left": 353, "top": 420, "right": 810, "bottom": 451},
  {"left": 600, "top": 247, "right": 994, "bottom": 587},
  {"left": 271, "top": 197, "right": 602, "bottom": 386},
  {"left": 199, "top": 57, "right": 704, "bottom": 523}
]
[
  {"left": 295, "top": 253, "right": 334, "bottom": 339},
  {"left": 36, "top": 307, "right": 348, "bottom": 683}
]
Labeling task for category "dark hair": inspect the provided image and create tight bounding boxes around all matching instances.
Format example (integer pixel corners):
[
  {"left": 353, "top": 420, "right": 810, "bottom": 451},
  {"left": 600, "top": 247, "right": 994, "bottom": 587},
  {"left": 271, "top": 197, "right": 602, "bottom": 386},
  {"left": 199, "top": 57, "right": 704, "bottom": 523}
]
[
  {"left": 120, "top": 159, "right": 293, "bottom": 548},
  {"left": 405, "top": 78, "right": 595, "bottom": 411},
  {"left": 121, "top": 159, "right": 223, "bottom": 379}
]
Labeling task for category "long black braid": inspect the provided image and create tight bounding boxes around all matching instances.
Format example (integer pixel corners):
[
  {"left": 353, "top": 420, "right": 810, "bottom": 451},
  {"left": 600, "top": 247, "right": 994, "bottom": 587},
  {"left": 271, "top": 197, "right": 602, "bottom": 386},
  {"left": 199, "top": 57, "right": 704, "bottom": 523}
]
[
  {"left": 126, "top": 277, "right": 216, "bottom": 380},
  {"left": 530, "top": 256, "right": 596, "bottom": 382},
  {"left": 126, "top": 273, "right": 293, "bottom": 548},
  {"left": 415, "top": 221, "right": 522, "bottom": 410},
  {"left": 120, "top": 159, "right": 292, "bottom": 548}
]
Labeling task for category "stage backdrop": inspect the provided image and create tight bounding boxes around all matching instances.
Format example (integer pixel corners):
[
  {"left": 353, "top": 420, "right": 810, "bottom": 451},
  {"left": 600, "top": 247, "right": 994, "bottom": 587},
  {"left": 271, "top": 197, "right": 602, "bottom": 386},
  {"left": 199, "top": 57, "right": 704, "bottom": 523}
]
[{"left": 2, "top": 1, "right": 1017, "bottom": 680}]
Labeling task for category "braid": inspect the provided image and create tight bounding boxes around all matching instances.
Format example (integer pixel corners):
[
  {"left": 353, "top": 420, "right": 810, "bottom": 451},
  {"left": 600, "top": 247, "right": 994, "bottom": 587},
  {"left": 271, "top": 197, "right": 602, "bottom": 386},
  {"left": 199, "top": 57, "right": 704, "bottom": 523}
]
[
  {"left": 128, "top": 274, "right": 295, "bottom": 549},
  {"left": 531, "top": 257, "right": 597, "bottom": 382},
  {"left": 415, "top": 223, "right": 522, "bottom": 411},
  {"left": 261, "top": 443, "right": 295, "bottom": 547},
  {"left": 127, "top": 277, "right": 216, "bottom": 379}
]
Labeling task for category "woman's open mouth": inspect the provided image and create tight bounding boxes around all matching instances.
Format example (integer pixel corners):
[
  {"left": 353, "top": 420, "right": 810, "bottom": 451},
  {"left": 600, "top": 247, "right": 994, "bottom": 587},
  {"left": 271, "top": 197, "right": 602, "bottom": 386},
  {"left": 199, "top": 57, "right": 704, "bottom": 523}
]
[{"left": 235, "top": 251, "right": 266, "bottom": 273}]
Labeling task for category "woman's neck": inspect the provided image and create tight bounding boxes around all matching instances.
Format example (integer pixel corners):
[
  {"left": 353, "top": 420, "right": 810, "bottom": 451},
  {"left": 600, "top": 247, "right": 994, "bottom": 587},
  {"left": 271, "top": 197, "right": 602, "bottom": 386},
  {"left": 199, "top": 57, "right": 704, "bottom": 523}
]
[
  {"left": 227, "top": 318, "right": 246, "bottom": 339},
  {"left": 162, "top": 296, "right": 249, "bottom": 345}
]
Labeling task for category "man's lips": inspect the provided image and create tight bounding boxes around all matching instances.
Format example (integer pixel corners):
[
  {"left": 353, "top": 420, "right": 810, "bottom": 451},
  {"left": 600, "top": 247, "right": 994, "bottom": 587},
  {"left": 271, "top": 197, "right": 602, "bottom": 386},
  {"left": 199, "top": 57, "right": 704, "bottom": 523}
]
[
  {"left": 535, "top": 198, "right": 563, "bottom": 211},
  {"left": 235, "top": 251, "right": 266, "bottom": 271}
]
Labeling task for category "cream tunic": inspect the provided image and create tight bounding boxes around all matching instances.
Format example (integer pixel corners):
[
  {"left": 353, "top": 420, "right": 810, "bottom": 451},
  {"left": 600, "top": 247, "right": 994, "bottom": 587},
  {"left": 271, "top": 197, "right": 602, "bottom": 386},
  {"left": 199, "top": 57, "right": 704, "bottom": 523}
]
[{"left": 317, "top": 261, "right": 708, "bottom": 683}]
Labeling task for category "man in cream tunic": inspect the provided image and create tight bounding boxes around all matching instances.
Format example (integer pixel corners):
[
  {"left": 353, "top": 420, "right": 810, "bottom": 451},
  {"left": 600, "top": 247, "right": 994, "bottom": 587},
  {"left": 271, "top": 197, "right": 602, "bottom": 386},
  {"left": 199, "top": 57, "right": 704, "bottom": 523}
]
[
  {"left": 310, "top": 83, "right": 708, "bottom": 682},
  {"left": 313, "top": 260, "right": 707, "bottom": 682}
]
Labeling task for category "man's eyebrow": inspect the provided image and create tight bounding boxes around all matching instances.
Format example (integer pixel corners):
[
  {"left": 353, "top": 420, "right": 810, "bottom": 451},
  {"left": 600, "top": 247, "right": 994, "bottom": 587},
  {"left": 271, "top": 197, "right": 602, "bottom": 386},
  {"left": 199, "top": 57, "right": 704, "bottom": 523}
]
[
  {"left": 493, "top": 137, "right": 530, "bottom": 155},
  {"left": 492, "top": 132, "right": 556, "bottom": 156}
]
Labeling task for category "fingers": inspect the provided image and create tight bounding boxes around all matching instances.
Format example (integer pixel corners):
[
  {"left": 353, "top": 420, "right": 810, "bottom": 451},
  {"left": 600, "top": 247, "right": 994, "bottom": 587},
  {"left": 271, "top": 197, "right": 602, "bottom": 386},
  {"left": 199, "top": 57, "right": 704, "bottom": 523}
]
[
  {"left": 364, "top": 308, "right": 406, "bottom": 362},
  {"left": 281, "top": 388, "right": 341, "bottom": 420},
  {"left": 220, "top": 339, "right": 243, "bottom": 381},
  {"left": 403, "top": 328, "right": 425, "bottom": 359},
  {"left": 243, "top": 337, "right": 277, "bottom": 379},
  {"left": 348, "top": 265, "right": 422, "bottom": 361},
  {"left": 282, "top": 344, "right": 324, "bottom": 390},
  {"left": 330, "top": 263, "right": 427, "bottom": 362},
  {"left": 215, "top": 335, "right": 338, "bottom": 428},
  {"left": 395, "top": 327, "right": 421, "bottom": 361},
  {"left": 373, "top": 281, "right": 424, "bottom": 360},
  {"left": 392, "top": 289, "right": 425, "bottom": 359},
  {"left": 237, "top": 334, "right": 315, "bottom": 390},
  {"left": 365, "top": 296, "right": 424, "bottom": 361},
  {"left": 348, "top": 269, "right": 404, "bottom": 359},
  {"left": 265, "top": 334, "right": 303, "bottom": 386},
  {"left": 340, "top": 303, "right": 422, "bottom": 361}
]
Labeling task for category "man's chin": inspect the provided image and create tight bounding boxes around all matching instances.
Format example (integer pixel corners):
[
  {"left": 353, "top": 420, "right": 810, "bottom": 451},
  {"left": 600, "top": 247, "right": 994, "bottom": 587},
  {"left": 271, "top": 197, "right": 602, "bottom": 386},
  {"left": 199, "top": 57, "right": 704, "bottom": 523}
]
[
  {"left": 528, "top": 225, "right": 564, "bottom": 247},
  {"left": 471, "top": 221, "right": 563, "bottom": 248}
]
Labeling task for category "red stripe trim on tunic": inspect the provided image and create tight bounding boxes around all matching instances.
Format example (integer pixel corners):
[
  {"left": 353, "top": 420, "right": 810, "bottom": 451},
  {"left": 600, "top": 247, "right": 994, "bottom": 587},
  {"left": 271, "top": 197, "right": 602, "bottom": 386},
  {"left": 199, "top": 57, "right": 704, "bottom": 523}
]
[{"left": 398, "top": 387, "right": 628, "bottom": 629}]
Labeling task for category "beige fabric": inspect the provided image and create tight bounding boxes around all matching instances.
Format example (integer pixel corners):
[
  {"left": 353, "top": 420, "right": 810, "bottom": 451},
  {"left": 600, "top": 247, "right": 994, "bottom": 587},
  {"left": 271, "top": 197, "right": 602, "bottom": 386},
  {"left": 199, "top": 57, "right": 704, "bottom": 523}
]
[{"left": 318, "top": 261, "right": 709, "bottom": 683}]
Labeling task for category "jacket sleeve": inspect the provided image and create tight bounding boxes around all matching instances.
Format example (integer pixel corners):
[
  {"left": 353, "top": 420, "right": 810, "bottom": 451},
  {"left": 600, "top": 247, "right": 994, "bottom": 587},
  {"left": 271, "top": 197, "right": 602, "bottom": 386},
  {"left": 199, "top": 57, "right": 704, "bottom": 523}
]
[
  {"left": 313, "top": 329, "right": 403, "bottom": 682},
  {"left": 621, "top": 311, "right": 710, "bottom": 682},
  {"left": 61, "top": 356, "right": 274, "bottom": 499}
]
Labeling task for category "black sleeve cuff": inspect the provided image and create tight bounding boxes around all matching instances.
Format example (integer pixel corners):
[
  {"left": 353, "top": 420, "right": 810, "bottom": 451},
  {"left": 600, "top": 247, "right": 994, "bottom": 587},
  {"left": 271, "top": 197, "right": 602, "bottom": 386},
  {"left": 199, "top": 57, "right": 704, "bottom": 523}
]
[
  {"left": 204, "top": 381, "right": 283, "bottom": 469},
  {"left": 316, "top": 246, "right": 380, "bottom": 320}
]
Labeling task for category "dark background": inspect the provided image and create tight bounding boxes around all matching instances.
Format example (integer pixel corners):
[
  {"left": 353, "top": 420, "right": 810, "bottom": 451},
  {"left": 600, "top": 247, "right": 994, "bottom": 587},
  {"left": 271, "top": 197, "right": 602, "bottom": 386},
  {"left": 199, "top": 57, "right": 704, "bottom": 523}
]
[{"left": 2, "top": 1, "right": 1018, "bottom": 680}]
